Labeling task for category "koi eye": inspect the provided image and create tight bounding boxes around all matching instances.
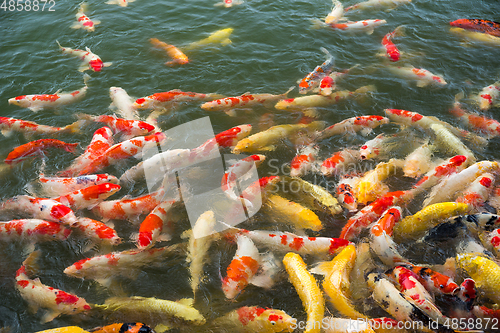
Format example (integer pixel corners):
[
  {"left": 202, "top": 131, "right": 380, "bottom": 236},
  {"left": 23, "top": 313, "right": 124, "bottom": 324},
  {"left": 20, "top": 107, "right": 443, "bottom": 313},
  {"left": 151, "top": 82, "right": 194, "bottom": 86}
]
[
  {"left": 440, "top": 284, "right": 444, "bottom": 288},
  {"left": 271, "top": 321, "right": 276, "bottom": 325}
]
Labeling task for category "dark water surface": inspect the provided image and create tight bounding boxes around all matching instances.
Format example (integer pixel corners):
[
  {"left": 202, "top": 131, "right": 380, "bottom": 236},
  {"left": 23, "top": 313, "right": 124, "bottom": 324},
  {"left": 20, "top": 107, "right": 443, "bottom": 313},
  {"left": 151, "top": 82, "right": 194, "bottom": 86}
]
[{"left": 1, "top": 0, "right": 500, "bottom": 332}]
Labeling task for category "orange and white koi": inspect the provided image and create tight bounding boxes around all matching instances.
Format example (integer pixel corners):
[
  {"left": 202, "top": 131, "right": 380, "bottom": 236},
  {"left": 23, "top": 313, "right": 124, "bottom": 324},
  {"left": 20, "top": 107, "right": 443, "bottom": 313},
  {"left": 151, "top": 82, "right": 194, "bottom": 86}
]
[
  {"left": 150, "top": 38, "right": 188, "bottom": 66},
  {"left": 108, "top": 87, "right": 140, "bottom": 120},
  {"left": 290, "top": 145, "right": 318, "bottom": 177},
  {"left": 359, "top": 134, "right": 391, "bottom": 160},
  {"left": 325, "top": 0, "right": 344, "bottom": 24},
  {"left": 283, "top": 252, "right": 324, "bottom": 333},
  {"left": 264, "top": 194, "right": 323, "bottom": 232},
  {"left": 381, "top": 25, "right": 405, "bottom": 62},
  {"left": 201, "top": 87, "right": 295, "bottom": 112},
  {"left": 212, "top": 306, "right": 294, "bottom": 332},
  {"left": 106, "top": 0, "right": 134, "bottom": 6},
  {"left": 56, "top": 41, "right": 111, "bottom": 72},
  {"left": 214, "top": 0, "right": 244, "bottom": 8},
  {"left": 133, "top": 89, "right": 223, "bottom": 110},
  {"left": 16, "top": 252, "right": 91, "bottom": 323},
  {"left": 75, "top": 217, "right": 121, "bottom": 247},
  {"left": 0, "top": 219, "right": 71, "bottom": 243},
  {"left": 0, "top": 116, "right": 83, "bottom": 138},
  {"left": 222, "top": 235, "right": 274, "bottom": 299},
  {"left": 456, "top": 172, "right": 495, "bottom": 207},
  {"left": 77, "top": 114, "right": 155, "bottom": 140},
  {"left": 411, "top": 155, "right": 469, "bottom": 194},
  {"left": 320, "top": 149, "right": 361, "bottom": 176},
  {"left": 60, "top": 127, "right": 114, "bottom": 177},
  {"left": 340, "top": 190, "right": 413, "bottom": 240},
  {"left": 345, "top": 0, "right": 412, "bottom": 12},
  {"left": 232, "top": 228, "right": 351, "bottom": 257},
  {"left": 477, "top": 80, "right": 500, "bottom": 110},
  {"left": 449, "top": 101, "right": 500, "bottom": 138},
  {"left": 91, "top": 187, "right": 165, "bottom": 223},
  {"left": 77, "top": 132, "right": 166, "bottom": 175},
  {"left": 72, "top": 2, "right": 100, "bottom": 32},
  {"left": 136, "top": 200, "right": 176, "bottom": 250},
  {"left": 8, "top": 75, "right": 90, "bottom": 112},
  {"left": 336, "top": 175, "right": 359, "bottom": 211},
  {"left": 423, "top": 160, "right": 499, "bottom": 207},
  {"left": 5, "top": 139, "right": 78, "bottom": 165},
  {"left": 222, "top": 154, "right": 266, "bottom": 200},
  {"left": 298, "top": 48, "right": 335, "bottom": 94},
  {"left": 388, "top": 66, "right": 447, "bottom": 87},
  {"left": 406, "top": 264, "right": 459, "bottom": 296},
  {"left": 275, "top": 85, "right": 376, "bottom": 111},
  {"left": 320, "top": 19, "right": 388, "bottom": 34},
  {"left": 355, "top": 158, "right": 404, "bottom": 205},
  {"left": 316, "top": 115, "right": 389, "bottom": 141},
  {"left": 0, "top": 195, "right": 79, "bottom": 227},
  {"left": 63, "top": 245, "right": 178, "bottom": 287},
  {"left": 216, "top": 124, "right": 253, "bottom": 148},
  {"left": 369, "top": 206, "right": 407, "bottom": 266},
  {"left": 317, "top": 65, "right": 359, "bottom": 96},
  {"left": 54, "top": 183, "right": 122, "bottom": 211},
  {"left": 403, "top": 141, "right": 433, "bottom": 178}
]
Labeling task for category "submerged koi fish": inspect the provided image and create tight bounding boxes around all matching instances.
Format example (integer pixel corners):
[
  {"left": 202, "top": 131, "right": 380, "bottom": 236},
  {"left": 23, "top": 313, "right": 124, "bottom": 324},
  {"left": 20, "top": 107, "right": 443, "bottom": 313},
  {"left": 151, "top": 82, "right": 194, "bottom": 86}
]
[
  {"left": 133, "top": 89, "right": 222, "bottom": 109},
  {"left": 450, "top": 19, "right": 500, "bottom": 37},
  {"left": 77, "top": 114, "right": 155, "bottom": 140},
  {"left": 109, "top": 87, "right": 140, "bottom": 120},
  {"left": 316, "top": 115, "right": 389, "bottom": 141},
  {"left": 476, "top": 80, "right": 500, "bottom": 110},
  {"left": 5, "top": 139, "right": 78, "bottom": 165},
  {"left": 290, "top": 145, "right": 318, "bottom": 177},
  {"left": 449, "top": 100, "right": 500, "bottom": 138},
  {"left": 430, "top": 123, "right": 476, "bottom": 162},
  {"left": 8, "top": 75, "right": 90, "bottom": 112},
  {"left": 0, "top": 219, "right": 71, "bottom": 243},
  {"left": 184, "top": 28, "right": 234, "bottom": 51},
  {"left": 317, "top": 19, "right": 388, "bottom": 35},
  {"left": 16, "top": 251, "right": 91, "bottom": 323},
  {"left": 450, "top": 27, "right": 500, "bottom": 47},
  {"left": 0, "top": 117, "right": 83, "bottom": 137},
  {"left": 57, "top": 41, "right": 112, "bottom": 72},
  {"left": 345, "top": 0, "right": 412, "bottom": 12},
  {"left": 325, "top": 0, "right": 344, "bottom": 24},
  {"left": 106, "top": 0, "right": 135, "bottom": 7},
  {"left": 212, "top": 306, "right": 294, "bottom": 332},
  {"left": 381, "top": 25, "right": 405, "bottom": 62},
  {"left": 214, "top": 0, "right": 244, "bottom": 8},
  {"left": 150, "top": 38, "right": 189, "bottom": 66},
  {"left": 298, "top": 47, "right": 335, "bottom": 94},
  {"left": 388, "top": 65, "right": 447, "bottom": 87},
  {"left": 403, "top": 141, "right": 433, "bottom": 178},
  {"left": 72, "top": 2, "right": 100, "bottom": 32}
]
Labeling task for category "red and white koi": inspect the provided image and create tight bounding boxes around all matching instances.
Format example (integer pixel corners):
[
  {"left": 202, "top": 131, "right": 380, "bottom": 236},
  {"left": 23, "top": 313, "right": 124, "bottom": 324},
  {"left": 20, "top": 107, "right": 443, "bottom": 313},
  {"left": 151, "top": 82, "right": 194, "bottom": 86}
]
[
  {"left": 321, "top": 19, "right": 388, "bottom": 35},
  {"left": 359, "top": 133, "right": 390, "bottom": 160},
  {"left": 0, "top": 195, "right": 79, "bottom": 227},
  {"left": 150, "top": 38, "right": 189, "bottom": 66},
  {"left": 318, "top": 65, "right": 359, "bottom": 96},
  {"left": 316, "top": 115, "right": 389, "bottom": 141},
  {"left": 136, "top": 200, "right": 177, "bottom": 250},
  {"left": 345, "top": 0, "right": 412, "bottom": 12},
  {"left": 222, "top": 235, "right": 275, "bottom": 299},
  {"left": 16, "top": 252, "right": 91, "bottom": 323},
  {"left": 231, "top": 228, "right": 351, "bottom": 257},
  {"left": 109, "top": 87, "right": 140, "bottom": 120},
  {"left": 298, "top": 48, "right": 335, "bottom": 94},
  {"left": 77, "top": 114, "right": 155, "bottom": 140},
  {"left": 77, "top": 132, "right": 166, "bottom": 175},
  {"left": 0, "top": 219, "right": 71, "bottom": 243},
  {"left": 5, "top": 139, "right": 78, "bottom": 165},
  {"left": 212, "top": 306, "right": 294, "bottom": 332},
  {"left": 75, "top": 217, "right": 121, "bottom": 247},
  {"left": 72, "top": 2, "right": 100, "bottom": 32},
  {"left": 106, "top": 0, "right": 134, "bottom": 6},
  {"left": 133, "top": 89, "right": 223, "bottom": 110},
  {"left": 320, "top": 149, "right": 361, "bottom": 176},
  {"left": 407, "top": 264, "right": 459, "bottom": 296},
  {"left": 222, "top": 154, "right": 266, "bottom": 200},
  {"left": 336, "top": 174, "right": 360, "bottom": 211},
  {"left": 369, "top": 206, "right": 407, "bottom": 266},
  {"left": 91, "top": 187, "right": 166, "bottom": 222},
  {"left": 8, "top": 75, "right": 89, "bottom": 112},
  {"left": 216, "top": 124, "right": 253, "bottom": 148},
  {"left": 456, "top": 172, "right": 495, "bottom": 207},
  {"left": 214, "top": 0, "right": 244, "bottom": 8},
  {"left": 477, "top": 80, "right": 500, "bottom": 110},
  {"left": 60, "top": 127, "right": 114, "bottom": 177},
  {"left": 388, "top": 66, "right": 447, "bottom": 87},
  {"left": 381, "top": 25, "right": 405, "bottom": 62},
  {"left": 290, "top": 145, "right": 318, "bottom": 177},
  {"left": 54, "top": 183, "right": 122, "bottom": 211},
  {"left": 450, "top": 100, "right": 500, "bottom": 138},
  {"left": 403, "top": 141, "right": 433, "bottom": 178},
  {"left": 56, "top": 41, "right": 112, "bottom": 72},
  {"left": 0, "top": 117, "right": 83, "bottom": 138},
  {"left": 325, "top": 0, "right": 344, "bottom": 24}
]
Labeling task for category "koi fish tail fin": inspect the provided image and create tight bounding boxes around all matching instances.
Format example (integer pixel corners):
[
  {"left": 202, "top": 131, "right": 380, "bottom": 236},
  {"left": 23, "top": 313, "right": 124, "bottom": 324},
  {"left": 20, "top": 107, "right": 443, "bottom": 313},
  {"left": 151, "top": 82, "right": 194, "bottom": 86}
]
[
  {"left": 63, "top": 120, "right": 86, "bottom": 135},
  {"left": 310, "top": 18, "right": 327, "bottom": 30},
  {"left": 319, "top": 47, "right": 334, "bottom": 62},
  {"left": 393, "top": 25, "right": 406, "bottom": 38},
  {"left": 283, "top": 85, "right": 295, "bottom": 96},
  {"left": 22, "top": 250, "right": 41, "bottom": 278},
  {"left": 55, "top": 40, "right": 63, "bottom": 50},
  {"left": 78, "top": 2, "right": 88, "bottom": 12},
  {"left": 65, "top": 142, "right": 80, "bottom": 154},
  {"left": 250, "top": 252, "right": 280, "bottom": 289},
  {"left": 309, "top": 260, "right": 335, "bottom": 276},
  {"left": 83, "top": 73, "right": 91, "bottom": 86}
]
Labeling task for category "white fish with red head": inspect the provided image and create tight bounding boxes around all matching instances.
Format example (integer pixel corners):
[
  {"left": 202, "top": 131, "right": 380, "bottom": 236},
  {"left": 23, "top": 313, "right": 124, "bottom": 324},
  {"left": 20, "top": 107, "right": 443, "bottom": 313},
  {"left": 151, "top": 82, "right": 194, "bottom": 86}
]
[
  {"left": 109, "top": 87, "right": 139, "bottom": 120},
  {"left": 477, "top": 80, "right": 500, "bottom": 110},
  {"left": 56, "top": 41, "right": 112, "bottom": 72},
  {"left": 72, "top": 2, "right": 100, "bottom": 32}
]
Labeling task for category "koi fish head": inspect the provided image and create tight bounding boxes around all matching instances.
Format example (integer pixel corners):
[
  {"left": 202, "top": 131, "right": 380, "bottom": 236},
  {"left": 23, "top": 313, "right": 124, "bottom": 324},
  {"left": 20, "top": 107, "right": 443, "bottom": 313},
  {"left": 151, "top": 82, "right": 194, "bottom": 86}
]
[
  {"left": 449, "top": 19, "right": 476, "bottom": 30},
  {"left": 274, "top": 98, "right": 295, "bottom": 110},
  {"left": 200, "top": 100, "right": 222, "bottom": 111},
  {"left": 133, "top": 97, "right": 150, "bottom": 109},
  {"left": 89, "top": 59, "right": 104, "bottom": 72},
  {"left": 236, "top": 307, "right": 295, "bottom": 332},
  {"left": 8, "top": 96, "right": 28, "bottom": 107}
]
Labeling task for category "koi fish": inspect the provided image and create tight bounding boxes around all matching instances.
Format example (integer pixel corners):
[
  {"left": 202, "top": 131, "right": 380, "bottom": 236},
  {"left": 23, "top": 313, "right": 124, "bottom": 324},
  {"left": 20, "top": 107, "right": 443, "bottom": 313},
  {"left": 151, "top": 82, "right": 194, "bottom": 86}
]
[
  {"left": 450, "top": 19, "right": 500, "bottom": 37},
  {"left": 264, "top": 194, "right": 323, "bottom": 231},
  {"left": 388, "top": 65, "right": 447, "bottom": 87},
  {"left": 315, "top": 19, "right": 388, "bottom": 35},
  {"left": 316, "top": 115, "right": 389, "bottom": 141},
  {"left": 136, "top": 200, "right": 177, "bottom": 249},
  {"left": 8, "top": 75, "right": 90, "bottom": 112},
  {"left": 355, "top": 159, "right": 404, "bottom": 205},
  {"left": 106, "top": 0, "right": 135, "bottom": 7},
  {"left": 290, "top": 145, "right": 318, "bottom": 177},
  {"left": 381, "top": 25, "right": 405, "bottom": 62},
  {"left": 336, "top": 175, "right": 359, "bottom": 211},
  {"left": 0, "top": 219, "right": 71, "bottom": 243},
  {"left": 222, "top": 154, "right": 266, "bottom": 200},
  {"left": 216, "top": 124, "right": 253, "bottom": 147},
  {"left": 392, "top": 202, "right": 471, "bottom": 242},
  {"left": 283, "top": 252, "right": 324, "bottom": 333},
  {"left": 72, "top": 2, "right": 100, "bottom": 32},
  {"left": 449, "top": 100, "right": 500, "bottom": 138},
  {"left": 56, "top": 41, "right": 112, "bottom": 72},
  {"left": 369, "top": 207, "right": 407, "bottom": 266},
  {"left": 298, "top": 47, "right": 335, "bottom": 94},
  {"left": 133, "top": 89, "right": 223, "bottom": 110},
  {"left": 75, "top": 217, "right": 121, "bottom": 248},
  {"left": 403, "top": 141, "right": 433, "bottom": 178},
  {"left": 89, "top": 323, "right": 154, "bottom": 333},
  {"left": 430, "top": 123, "right": 476, "bottom": 162},
  {"left": 0, "top": 195, "right": 79, "bottom": 226},
  {"left": 16, "top": 251, "right": 91, "bottom": 323},
  {"left": 456, "top": 172, "right": 495, "bottom": 207},
  {"left": 109, "top": 87, "right": 140, "bottom": 120},
  {"left": 0, "top": 117, "right": 83, "bottom": 138},
  {"left": 77, "top": 114, "right": 155, "bottom": 140},
  {"left": 232, "top": 121, "right": 325, "bottom": 154},
  {"left": 184, "top": 27, "right": 234, "bottom": 50},
  {"left": 150, "top": 38, "right": 189, "bottom": 66},
  {"left": 5, "top": 139, "right": 78, "bottom": 165},
  {"left": 317, "top": 64, "right": 359, "bottom": 96},
  {"left": 476, "top": 80, "right": 500, "bottom": 110},
  {"left": 325, "top": 0, "right": 344, "bottom": 24},
  {"left": 456, "top": 253, "right": 500, "bottom": 304},
  {"left": 407, "top": 264, "right": 459, "bottom": 296},
  {"left": 345, "top": 0, "right": 412, "bottom": 12},
  {"left": 450, "top": 27, "right": 500, "bottom": 47},
  {"left": 312, "top": 245, "right": 368, "bottom": 319},
  {"left": 211, "top": 306, "right": 294, "bottom": 332},
  {"left": 60, "top": 127, "right": 114, "bottom": 177},
  {"left": 54, "top": 183, "right": 122, "bottom": 211},
  {"left": 36, "top": 327, "right": 90, "bottom": 333},
  {"left": 320, "top": 149, "right": 361, "bottom": 176}
]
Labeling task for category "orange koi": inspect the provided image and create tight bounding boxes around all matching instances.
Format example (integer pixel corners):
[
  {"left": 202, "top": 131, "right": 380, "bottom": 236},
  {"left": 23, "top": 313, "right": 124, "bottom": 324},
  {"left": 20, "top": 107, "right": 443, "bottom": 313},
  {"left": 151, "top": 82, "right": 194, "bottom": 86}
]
[
  {"left": 369, "top": 207, "right": 407, "bottom": 266},
  {"left": 406, "top": 264, "right": 459, "bottom": 296},
  {"left": 0, "top": 219, "right": 71, "bottom": 243},
  {"left": 5, "top": 139, "right": 78, "bottom": 165},
  {"left": 290, "top": 145, "right": 318, "bottom": 177},
  {"left": 54, "top": 183, "right": 122, "bottom": 210},
  {"left": 450, "top": 102, "right": 500, "bottom": 138},
  {"left": 77, "top": 114, "right": 155, "bottom": 140},
  {"left": 150, "top": 38, "right": 189, "bottom": 66},
  {"left": 133, "top": 89, "right": 222, "bottom": 109},
  {"left": 381, "top": 26, "right": 405, "bottom": 62},
  {"left": 75, "top": 217, "right": 121, "bottom": 247},
  {"left": 450, "top": 19, "right": 500, "bottom": 37},
  {"left": 136, "top": 200, "right": 176, "bottom": 249}
]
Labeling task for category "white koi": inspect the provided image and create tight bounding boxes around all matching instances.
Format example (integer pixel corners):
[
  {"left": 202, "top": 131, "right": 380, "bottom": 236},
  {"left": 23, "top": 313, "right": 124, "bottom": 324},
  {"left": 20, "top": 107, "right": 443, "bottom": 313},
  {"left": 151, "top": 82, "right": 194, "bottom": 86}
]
[
  {"left": 325, "top": 0, "right": 344, "bottom": 25},
  {"left": 109, "top": 87, "right": 140, "bottom": 120},
  {"left": 72, "top": 2, "right": 100, "bottom": 32}
]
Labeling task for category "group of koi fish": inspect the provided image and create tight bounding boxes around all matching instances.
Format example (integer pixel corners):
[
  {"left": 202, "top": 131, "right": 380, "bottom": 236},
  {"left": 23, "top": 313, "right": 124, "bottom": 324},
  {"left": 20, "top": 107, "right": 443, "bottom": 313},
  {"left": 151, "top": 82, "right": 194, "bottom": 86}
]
[{"left": 3, "top": 0, "right": 500, "bottom": 333}]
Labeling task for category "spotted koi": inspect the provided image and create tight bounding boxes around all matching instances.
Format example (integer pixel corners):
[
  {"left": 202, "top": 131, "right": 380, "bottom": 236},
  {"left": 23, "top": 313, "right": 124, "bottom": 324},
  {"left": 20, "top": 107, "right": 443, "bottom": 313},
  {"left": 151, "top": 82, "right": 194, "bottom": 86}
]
[
  {"left": 222, "top": 154, "right": 266, "bottom": 200},
  {"left": 56, "top": 41, "right": 111, "bottom": 72},
  {"left": 75, "top": 217, "right": 121, "bottom": 247},
  {"left": 0, "top": 116, "right": 83, "bottom": 138},
  {"left": 133, "top": 89, "right": 223, "bottom": 110},
  {"left": 136, "top": 200, "right": 177, "bottom": 250},
  {"left": 456, "top": 172, "right": 495, "bottom": 207},
  {"left": 298, "top": 47, "right": 335, "bottom": 94},
  {"left": 382, "top": 25, "right": 405, "bottom": 62},
  {"left": 5, "top": 139, "right": 78, "bottom": 165},
  {"left": 449, "top": 102, "right": 500, "bottom": 138},
  {"left": 477, "top": 80, "right": 500, "bottom": 110},
  {"left": 54, "top": 183, "right": 122, "bottom": 211},
  {"left": 369, "top": 207, "right": 408, "bottom": 266},
  {"left": 29, "top": 173, "right": 119, "bottom": 198},
  {"left": 316, "top": 115, "right": 389, "bottom": 141},
  {"left": 322, "top": 19, "right": 388, "bottom": 34},
  {"left": 320, "top": 149, "right": 360, "bottom": 176},
  {"left": 72, "top": 2, "right": 100, "bottom": 32},
  {"left": 450, "top": 19, "right": 500, "bottom": 37},
  {"left": 201, "top": 87, "right": 294, "bottom": 111},
  {"left": 336, "top": 175, "right": 359, "bottom": 211},
  {"left": 0, "top": 219, "right": 71, "bottom": 243},
  {"left": 77, "top": 114, "right": 155, "bottom": 140},
  {"left": 212, "top": 306, "right": 294, "bottom": 332},
  {"left": 290, "top": 145, "right": 318, "bottom": 177},
  {"left": 388, "top": 66, "right": 447, "bottom": 87}
]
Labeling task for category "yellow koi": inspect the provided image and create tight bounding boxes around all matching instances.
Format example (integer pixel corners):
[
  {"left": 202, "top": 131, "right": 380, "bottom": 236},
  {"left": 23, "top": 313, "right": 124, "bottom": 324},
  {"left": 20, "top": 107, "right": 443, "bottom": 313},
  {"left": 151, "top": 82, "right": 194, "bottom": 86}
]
[
  {"left": 185, "top": 28, "right": 234, "bottom": 50},
  {"left": 355, "top": 158, "right": 404, "bottom": 205},
  {"left": 264, "top": 194, "right": 323, "bottom": 231},
  {"left": 456, "top": 253, "right": 500, "bottom": 304}
]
